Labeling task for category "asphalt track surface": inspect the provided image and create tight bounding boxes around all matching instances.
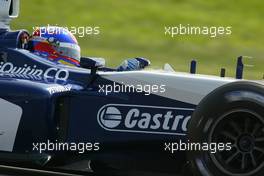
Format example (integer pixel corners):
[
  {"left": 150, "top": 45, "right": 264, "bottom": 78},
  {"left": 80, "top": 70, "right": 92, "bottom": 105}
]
[
  {"left": 0, "top": 165, "right": 86, "bottom": 176},
  {"left": 0, "top": 165, "right": 182, "bottom": 176}
]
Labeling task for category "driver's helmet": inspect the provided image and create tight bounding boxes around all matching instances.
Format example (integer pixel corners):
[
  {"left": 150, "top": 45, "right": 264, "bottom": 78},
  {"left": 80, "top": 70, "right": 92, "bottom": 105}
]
[{"left": 28, "top": 26, "right": 81, "bottom": 67}]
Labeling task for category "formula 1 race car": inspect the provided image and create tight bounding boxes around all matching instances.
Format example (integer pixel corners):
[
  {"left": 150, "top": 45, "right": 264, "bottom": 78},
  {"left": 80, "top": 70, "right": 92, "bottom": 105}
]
[{"left": 0, "top": 1, "right": 264, "bottom": 176}]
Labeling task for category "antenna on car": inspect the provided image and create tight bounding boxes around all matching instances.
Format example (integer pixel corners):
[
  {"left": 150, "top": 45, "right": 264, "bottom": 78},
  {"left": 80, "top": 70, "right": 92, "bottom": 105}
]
[
  {"left": 220, "top": 68, "right": 226, "bottom": 77},
  {"left": 235, "top": 56, "right": 254, "bottom": 79},
  {"left": 190, "top": 59, "right": 197, "bottom": 74}
]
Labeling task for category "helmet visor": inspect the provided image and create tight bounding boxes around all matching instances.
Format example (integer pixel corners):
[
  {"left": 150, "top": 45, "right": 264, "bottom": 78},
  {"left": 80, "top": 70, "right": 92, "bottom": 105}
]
[{"left": 55, "top": 42, "right": 81, "bottom": 62}]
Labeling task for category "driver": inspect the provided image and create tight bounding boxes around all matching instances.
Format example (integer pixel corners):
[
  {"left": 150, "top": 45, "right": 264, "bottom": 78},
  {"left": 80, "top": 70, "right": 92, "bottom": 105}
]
[
  {"left": 28, "top": 26, "right": 150, "bottom": 70},
  {"left": 28, "top": 26, "right": 81, "bottom": 67}
]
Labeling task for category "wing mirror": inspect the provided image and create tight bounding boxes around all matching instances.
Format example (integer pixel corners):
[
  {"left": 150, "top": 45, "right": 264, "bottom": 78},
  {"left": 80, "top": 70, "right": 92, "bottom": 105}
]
[{"left": 80, "top": 57, "right": 105, "bottom": 75}]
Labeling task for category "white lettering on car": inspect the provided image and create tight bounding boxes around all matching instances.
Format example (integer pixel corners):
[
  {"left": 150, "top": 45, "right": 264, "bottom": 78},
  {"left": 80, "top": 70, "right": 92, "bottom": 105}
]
[
  {"left": 97, "top": 104, "right": 193, "bottom": 135},
  {"left": 0, "top": 62, "right": 69, "bottom": 81}
]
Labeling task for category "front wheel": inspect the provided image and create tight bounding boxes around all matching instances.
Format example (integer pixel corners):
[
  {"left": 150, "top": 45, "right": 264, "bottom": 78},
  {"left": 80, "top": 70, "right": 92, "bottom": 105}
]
[{"left": 187, "top": 82, "right": 264, "bottom": 176}]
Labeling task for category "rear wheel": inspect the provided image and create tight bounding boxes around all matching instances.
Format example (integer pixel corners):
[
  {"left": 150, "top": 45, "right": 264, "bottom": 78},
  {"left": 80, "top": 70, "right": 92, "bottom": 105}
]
[{"left": 188, "top": 82, "right": 264, "bottom": 176}]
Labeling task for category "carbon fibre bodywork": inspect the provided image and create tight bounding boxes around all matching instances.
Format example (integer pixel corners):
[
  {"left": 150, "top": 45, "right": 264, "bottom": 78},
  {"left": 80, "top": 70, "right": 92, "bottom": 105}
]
[{"left": 0, "top": 29, "right": 238, "bottom": 174}]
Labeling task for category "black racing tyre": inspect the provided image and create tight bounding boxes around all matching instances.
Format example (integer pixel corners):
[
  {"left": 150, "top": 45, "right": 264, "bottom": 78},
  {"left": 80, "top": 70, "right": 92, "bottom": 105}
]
[{"left": 187, "top": 82, "right": 264, "bottom": 176}]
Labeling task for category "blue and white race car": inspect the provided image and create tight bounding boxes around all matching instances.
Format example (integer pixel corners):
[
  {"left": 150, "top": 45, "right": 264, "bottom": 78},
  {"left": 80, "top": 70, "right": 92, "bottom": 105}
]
[{"left": 0, "top": 1, "right": 263, "bottom": 176}]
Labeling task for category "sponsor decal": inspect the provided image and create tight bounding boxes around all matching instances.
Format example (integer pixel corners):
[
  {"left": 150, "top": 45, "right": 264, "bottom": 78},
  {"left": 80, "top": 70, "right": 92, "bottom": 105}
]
[
  {"left": 0, "top": 62, "right": 69, "bottom": 81},
  {"left": 47, "top": 85, "right": 72, "bottom": 94},
  {"left": 97, "top": 104, "right": 193, "bottom": 135},
  {"left": 0, "top": 98, "right": 23, "bottom": 152}
]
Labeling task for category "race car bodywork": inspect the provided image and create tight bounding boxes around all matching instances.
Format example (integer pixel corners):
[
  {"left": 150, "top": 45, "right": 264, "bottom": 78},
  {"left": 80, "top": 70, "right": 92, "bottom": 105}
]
[
  {"left": 1, "top": 1, "right": 264, "bottom": 176},
  {"left": 0, "top": 30, "right": 231, "bottom": 173}
]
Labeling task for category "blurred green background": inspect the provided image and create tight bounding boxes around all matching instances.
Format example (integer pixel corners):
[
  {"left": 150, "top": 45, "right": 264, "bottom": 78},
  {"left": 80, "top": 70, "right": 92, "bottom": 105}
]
[{"left": 12, "top": 0, "right": 264, "bottom": 79}]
